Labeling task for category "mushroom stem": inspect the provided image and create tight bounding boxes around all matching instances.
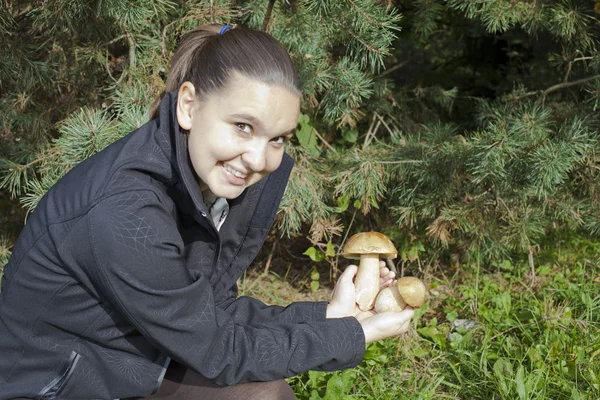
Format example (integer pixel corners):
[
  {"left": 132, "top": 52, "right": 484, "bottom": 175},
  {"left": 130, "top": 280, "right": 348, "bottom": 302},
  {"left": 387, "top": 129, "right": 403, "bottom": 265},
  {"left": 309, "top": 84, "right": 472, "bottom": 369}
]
[{"left": 355, "top": 254, "right": 380, "bottom": 311}]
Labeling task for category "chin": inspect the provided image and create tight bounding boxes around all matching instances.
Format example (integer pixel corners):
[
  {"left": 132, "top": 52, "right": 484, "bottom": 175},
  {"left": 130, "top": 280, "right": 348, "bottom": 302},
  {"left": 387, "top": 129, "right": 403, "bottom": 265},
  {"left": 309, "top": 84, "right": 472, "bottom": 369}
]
[{"left": 210, "top": 186, "right": 246, "bottom": 200}]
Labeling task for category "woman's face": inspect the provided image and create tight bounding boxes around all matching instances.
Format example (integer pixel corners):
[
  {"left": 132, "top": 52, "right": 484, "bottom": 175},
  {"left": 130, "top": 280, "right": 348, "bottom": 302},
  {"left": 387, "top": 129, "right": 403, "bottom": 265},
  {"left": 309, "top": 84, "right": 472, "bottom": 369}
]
[{"left": 176, "top": 73, "right": 300, "bottom": 200}]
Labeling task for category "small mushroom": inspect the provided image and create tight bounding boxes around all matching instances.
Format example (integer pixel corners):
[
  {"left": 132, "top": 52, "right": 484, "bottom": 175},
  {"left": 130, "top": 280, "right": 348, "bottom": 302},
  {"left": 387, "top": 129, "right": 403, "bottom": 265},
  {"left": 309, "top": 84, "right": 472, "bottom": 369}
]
[
  {"left": 375, "top": 276, "right": 426, "bottom": 313},
  {"left": 342, "top": 232, "right": 397, "bottom": 311},
  {"left": 397, "top": 276, "right": 427, "bottom": 308},
  {"left": 374, "top": 285, "right": 406, "bottom": 313}
]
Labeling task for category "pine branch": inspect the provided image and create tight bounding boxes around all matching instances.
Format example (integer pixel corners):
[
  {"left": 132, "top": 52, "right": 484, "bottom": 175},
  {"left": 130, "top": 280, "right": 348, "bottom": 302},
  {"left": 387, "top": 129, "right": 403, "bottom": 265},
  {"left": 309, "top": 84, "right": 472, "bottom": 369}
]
[
  {"left": 262, "top": 0, "right": 276, "bottom": 31},
  {"left": 514, "top": 75, "right": 600, "bottom": 102}
]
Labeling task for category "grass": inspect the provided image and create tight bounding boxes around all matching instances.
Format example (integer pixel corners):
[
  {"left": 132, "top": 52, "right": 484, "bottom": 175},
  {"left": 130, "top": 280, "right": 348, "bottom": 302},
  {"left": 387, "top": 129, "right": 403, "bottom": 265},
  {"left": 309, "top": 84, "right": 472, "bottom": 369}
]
[{"left": 242, "top": 238, "right": 600, "bottom": 399}]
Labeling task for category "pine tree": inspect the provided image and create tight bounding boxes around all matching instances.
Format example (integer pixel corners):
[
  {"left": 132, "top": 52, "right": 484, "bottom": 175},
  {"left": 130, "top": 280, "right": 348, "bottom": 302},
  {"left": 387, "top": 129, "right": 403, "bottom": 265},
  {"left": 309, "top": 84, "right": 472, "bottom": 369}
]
[{"left": 1, "top": 0, "right": 600, "bottom": 282}]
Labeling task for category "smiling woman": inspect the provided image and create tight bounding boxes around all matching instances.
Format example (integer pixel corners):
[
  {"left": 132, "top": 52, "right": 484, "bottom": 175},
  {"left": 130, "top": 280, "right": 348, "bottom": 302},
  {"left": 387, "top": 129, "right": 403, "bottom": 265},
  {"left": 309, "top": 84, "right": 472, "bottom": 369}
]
[
  {"left": 178, "top": 74, "right": 300, "bottom": 200},
  {"left": 0, "top": 24, "right": 413, "bottom": 400}
]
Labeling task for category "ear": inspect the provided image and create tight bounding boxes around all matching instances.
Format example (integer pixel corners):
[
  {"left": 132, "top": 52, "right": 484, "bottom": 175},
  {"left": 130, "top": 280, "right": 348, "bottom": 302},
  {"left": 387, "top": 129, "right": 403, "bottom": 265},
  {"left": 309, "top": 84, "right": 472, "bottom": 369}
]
[{"left": 176, "top": 82, "right": 197, "bottom": 131}]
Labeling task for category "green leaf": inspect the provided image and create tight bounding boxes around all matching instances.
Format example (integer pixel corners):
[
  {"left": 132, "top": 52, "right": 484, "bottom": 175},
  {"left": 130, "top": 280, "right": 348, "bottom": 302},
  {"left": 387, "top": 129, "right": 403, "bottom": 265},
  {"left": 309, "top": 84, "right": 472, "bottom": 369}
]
[
  {"left": 537, "top": 265, "right": 552, "bottom": 276},
  {"left": 516, "top": 366, "right": 526, "bottom": 399},
  {"left": 332, "top": 195, "right": 350, "bottom": 213},
  {"left": 446, "top": 310, "right": 458, "bottom": 322},
  {"left": 296, "top": 114, "right": 320, "bottom": 156},
  {"left": 324, "top": 370, "right": 356, "bottom": 400},
  {"left": 311, "top": 267, "right": 321, "bottom": 281},
  {"left": 304, "top": 247, "right": 325, "bottom": 262},
  {"left": 310, "top": 280, "right": 320, "bottom": 293},
  {"left": 325, "top": 240, "right": 336, "bottom": 257},
  {"left": 308, "top": 370, "right": 324, "bottom": 389},
  {"left": 341, "top": 129, "right": 358, "bottom": 143},
  {"left": 417, "top": 326, "right": 446, "bottom": 350},
  {"left": 500, "top": 291, "right": 512, "bottom": 315}
]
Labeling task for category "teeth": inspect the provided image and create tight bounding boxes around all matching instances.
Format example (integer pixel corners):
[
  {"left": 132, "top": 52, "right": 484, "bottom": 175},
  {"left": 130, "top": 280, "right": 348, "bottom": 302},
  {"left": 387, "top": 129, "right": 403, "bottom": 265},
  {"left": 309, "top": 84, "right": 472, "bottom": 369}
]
[{"left": 224, "top": 164, "right": 247, "bottom": 179}]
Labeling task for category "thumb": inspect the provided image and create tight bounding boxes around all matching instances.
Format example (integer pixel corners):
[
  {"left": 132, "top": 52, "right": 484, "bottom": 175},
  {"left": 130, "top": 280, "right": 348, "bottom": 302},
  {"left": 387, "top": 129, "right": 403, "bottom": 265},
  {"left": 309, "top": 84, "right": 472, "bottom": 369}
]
[{"left": 340, "top": 264, "right": 358, "bottom": 281}]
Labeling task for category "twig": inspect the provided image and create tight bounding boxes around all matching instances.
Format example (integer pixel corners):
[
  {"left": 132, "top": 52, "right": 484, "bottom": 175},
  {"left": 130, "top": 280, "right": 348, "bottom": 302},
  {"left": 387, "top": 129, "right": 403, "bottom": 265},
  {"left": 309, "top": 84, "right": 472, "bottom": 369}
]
[
  {"left": 161, "top": 20, "right": 178, "bottom": 56},
  {"left": 312, "top": 128, "right": 337, "bottom": 153},
  {"left": 374, "top": 160, "right": 422, "bottom": 164},
  {"left": 363, "top": 114, "right": 380, "bottom": 149},
  {"left": 263, "top": 238, "right": 278, "bottom": 275},
  {"left": 334, "top": 207, "right": 358, "bottom": 281},
  {"left": 564, "top": 54, "right": 594, "bottom": 83},
  {"left": 379, "top": 60, "right": 409, "bottom": 77},
  {"left": 527, "top": 245, "right": 538, "bottom": 288},
  {"left": 262, "top": 0, "right": 276, "bottom": 31},
  {"left": 126, "top": 32, "right": 136, "bottom": 69},
  {"left": 563, "top": 61, "right": 573, "bottom": 83},
  {"left": 516, "top": 74, "right": 600, "bottom": 102},
  {"left": 374, "top": 112, "right": 396, "bottom": 138}
]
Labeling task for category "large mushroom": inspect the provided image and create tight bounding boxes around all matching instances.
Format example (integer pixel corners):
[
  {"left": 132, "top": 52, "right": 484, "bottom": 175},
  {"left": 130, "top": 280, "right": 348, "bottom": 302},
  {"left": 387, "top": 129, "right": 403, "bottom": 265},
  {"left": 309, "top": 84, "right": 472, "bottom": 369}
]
[{"left": 342, "top": 232, "right": 397, "bottom": 311}]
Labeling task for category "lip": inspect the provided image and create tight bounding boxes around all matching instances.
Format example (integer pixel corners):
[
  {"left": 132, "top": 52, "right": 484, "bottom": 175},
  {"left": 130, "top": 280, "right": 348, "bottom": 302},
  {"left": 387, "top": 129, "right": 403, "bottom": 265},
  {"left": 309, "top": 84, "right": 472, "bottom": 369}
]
[{"left": 221, "top": 162, "right": 248, "bottom": 186}]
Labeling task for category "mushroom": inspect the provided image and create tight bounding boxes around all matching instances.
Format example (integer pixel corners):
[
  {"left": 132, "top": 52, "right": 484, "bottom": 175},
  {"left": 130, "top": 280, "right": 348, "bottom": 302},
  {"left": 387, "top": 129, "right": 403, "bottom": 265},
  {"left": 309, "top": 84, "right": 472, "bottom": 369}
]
[
  {"left": 397, "top": 276, "right": 427, "bottom": 308},
  {"left": 374, "top": 276, "right": 426, "bottom": 313},
  {"left": 342, "top": 232, "right": 398, "bottom": 311},
  {"left": 374, "top": 285, "right": 406, "bottom": 313}
]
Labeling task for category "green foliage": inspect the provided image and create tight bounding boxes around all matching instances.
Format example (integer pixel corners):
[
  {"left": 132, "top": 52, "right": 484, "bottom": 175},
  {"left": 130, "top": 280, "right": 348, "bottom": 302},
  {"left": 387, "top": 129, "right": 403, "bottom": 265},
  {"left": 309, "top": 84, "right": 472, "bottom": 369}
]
[
  {"left": 288, "top": 243, "right": 600, "bottom": 399},
  {"left": 0, "top": 236, "right": 11, "bottom": 289},
  {"left": 3, "top": 2, "right": 600, "bottom": 268}
]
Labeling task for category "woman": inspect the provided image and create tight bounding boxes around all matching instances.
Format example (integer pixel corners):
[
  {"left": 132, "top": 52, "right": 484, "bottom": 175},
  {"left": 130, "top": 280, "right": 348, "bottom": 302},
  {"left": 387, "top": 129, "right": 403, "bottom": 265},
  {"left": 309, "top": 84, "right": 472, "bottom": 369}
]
[{"left": 0, "top": 24, "right": 414, "bottom": 399}]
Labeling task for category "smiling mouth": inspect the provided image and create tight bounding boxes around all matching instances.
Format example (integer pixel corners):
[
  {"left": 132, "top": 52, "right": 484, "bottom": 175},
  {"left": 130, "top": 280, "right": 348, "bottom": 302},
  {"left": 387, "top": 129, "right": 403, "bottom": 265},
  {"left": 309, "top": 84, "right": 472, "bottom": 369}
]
[{"left": 223, "top": 163, "right": 248, "bottom": 179}]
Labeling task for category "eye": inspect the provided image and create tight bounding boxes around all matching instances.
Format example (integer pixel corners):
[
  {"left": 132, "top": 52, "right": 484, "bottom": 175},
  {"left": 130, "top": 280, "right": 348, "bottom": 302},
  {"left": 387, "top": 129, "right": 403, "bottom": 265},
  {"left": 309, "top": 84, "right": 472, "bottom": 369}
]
[
  {"left": 271, "top": 136, "right": 290, "bottom": 146},
  {"left": 235, "top": 123, "right": 252, "bottom": 135}
]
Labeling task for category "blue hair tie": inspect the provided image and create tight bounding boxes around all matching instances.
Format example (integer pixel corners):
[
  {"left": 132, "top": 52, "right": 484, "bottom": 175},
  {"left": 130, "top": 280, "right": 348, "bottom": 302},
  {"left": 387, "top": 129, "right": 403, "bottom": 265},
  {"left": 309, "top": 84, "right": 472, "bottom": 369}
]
[{"left": 219, "top": 25, "right": 232, "bottom": 35}]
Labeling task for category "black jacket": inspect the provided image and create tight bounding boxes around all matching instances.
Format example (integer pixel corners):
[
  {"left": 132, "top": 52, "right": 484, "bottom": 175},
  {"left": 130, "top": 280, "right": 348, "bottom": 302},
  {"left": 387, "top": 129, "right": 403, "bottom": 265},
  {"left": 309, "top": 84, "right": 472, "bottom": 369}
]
[{"left": 0, "top": 92, "right": 365, "bottom": 399}]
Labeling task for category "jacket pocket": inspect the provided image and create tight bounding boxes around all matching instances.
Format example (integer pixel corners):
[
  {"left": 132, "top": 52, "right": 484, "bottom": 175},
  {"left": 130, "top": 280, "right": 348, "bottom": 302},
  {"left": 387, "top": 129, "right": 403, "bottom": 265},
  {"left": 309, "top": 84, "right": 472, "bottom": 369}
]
[{"left": 36, "top": 351, "right": 81, "bottom": 399}]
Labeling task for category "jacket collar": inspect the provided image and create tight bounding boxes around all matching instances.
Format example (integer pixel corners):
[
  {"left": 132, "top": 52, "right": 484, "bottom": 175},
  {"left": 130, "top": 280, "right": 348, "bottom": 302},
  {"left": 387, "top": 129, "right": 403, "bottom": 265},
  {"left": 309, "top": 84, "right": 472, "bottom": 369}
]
[{"left": 156, "top": 91, "right": 211, "bottom": 222}]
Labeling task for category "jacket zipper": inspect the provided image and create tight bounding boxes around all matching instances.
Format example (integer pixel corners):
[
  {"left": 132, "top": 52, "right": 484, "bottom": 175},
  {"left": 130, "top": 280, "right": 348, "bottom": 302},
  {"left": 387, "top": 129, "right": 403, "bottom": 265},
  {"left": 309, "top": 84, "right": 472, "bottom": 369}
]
[{"left": 36, "top": 351, "right": 81, "bottom": 399}]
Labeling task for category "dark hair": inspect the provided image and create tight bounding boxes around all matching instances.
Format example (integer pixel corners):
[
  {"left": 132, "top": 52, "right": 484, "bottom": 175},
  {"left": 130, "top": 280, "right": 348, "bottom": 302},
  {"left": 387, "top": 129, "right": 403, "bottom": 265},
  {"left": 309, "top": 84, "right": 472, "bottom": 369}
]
[{"left": 149, "top": 24, "right": 301, "bottom": 119}]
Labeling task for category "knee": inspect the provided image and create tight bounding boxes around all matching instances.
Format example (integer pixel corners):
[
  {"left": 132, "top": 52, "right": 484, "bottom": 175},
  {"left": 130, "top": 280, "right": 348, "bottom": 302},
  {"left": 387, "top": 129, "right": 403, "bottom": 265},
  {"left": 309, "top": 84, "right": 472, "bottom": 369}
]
[{"left": 247, "top": 379, "right": 296, "bottom": 400}]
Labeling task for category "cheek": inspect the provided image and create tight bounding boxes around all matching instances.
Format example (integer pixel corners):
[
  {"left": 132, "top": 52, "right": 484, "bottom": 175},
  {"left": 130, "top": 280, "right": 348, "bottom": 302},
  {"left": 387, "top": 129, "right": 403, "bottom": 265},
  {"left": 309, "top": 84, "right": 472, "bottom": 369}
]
[{"left": 266, "top": 149, "right": 284, "bottom": 172}]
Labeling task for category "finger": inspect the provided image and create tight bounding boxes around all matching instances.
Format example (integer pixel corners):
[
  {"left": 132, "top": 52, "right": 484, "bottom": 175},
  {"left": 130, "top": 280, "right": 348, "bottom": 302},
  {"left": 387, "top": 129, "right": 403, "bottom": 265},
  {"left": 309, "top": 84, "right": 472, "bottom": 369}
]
[
  {"left": 380, "top": 278, "right": 394, "bottom": 289},
  {"left": 341, "top": 264, "right": 358, "bottom": 280},
  {"left": 398, "top": 319, "right": 411, "bottom": 334},
  {"left": 379, "top": 260, "right": 387, "bottom": 269},
  {"left": 379, "top": 265, "right": 390, "bottom": 276},
  {"left": 355, "top": 310, "right": 376, "bottom": 322},
  {"left": 399, "top": 307, "right": 415, "bottom": 322},
  {"left": 387, "top": 307, "right": 414, "bottom": 325}
]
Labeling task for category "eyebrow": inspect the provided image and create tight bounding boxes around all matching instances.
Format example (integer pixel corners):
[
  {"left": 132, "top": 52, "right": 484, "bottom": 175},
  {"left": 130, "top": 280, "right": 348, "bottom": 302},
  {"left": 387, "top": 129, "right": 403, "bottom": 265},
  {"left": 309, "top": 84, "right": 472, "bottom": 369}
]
[{"left": 230, "top": 113, "right": 297, "bottom": 136}]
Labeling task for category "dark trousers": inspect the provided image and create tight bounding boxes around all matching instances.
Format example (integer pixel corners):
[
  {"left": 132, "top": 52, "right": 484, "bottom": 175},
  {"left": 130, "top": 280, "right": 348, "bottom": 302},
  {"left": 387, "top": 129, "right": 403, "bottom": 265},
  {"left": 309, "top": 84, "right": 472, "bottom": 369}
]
[{"left": 143, "top": 361, "right": 296, "bottom": 400}]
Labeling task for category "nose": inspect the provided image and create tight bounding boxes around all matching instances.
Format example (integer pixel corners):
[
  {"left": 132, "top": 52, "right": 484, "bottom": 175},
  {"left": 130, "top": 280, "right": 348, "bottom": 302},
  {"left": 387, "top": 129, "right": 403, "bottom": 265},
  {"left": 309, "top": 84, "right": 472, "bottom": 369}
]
[{"left": 241, "top": 140, "right": 268, "bottom": 172}]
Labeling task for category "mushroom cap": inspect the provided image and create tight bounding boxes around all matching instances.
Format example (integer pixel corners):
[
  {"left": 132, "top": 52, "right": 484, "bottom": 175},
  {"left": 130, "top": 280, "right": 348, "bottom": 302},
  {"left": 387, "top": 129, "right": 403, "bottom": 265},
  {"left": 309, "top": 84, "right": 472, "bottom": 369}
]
[
  {"left": 341, "top": 232, "right": 397, "bottom": 259},
  {"left": 397, "top": 277, "right": 426, "bottom": 308}
]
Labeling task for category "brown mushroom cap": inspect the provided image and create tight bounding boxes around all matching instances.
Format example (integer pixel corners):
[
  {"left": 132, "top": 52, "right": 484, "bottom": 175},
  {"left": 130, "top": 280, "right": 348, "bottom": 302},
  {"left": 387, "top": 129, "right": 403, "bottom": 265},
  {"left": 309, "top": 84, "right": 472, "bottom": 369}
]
[
  {"left": 396, "top": 277, "right": 426, "bottom": 308},
  {"left": 341, "top": 232, "right": 398, "bottom": 260}
]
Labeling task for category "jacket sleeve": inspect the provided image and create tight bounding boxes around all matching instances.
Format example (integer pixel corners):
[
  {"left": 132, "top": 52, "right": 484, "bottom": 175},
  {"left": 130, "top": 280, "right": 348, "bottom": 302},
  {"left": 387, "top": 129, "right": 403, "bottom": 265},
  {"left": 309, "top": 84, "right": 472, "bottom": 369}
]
[
  {"left": 86, "top": 190, "right": 365, "bottom": 385},
  {"left": 216, "top": 284, "right": 329, "bottom": 325}
]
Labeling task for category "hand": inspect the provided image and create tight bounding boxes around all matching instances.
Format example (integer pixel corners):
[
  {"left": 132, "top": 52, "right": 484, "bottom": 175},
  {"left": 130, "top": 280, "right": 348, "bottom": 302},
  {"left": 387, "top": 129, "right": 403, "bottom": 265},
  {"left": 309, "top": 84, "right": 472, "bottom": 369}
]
[
  {"left": 327, "top": 262, "right": 398, "bottom": 319},
  {"left": 326, "top": 265, "right": 360, "bottom": 319},
  {"left": 378, "top": 260, "right": 396, "bottom": 289},
  {"left": 358, "top": 307, "right": 414, "bottom": 343}
]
